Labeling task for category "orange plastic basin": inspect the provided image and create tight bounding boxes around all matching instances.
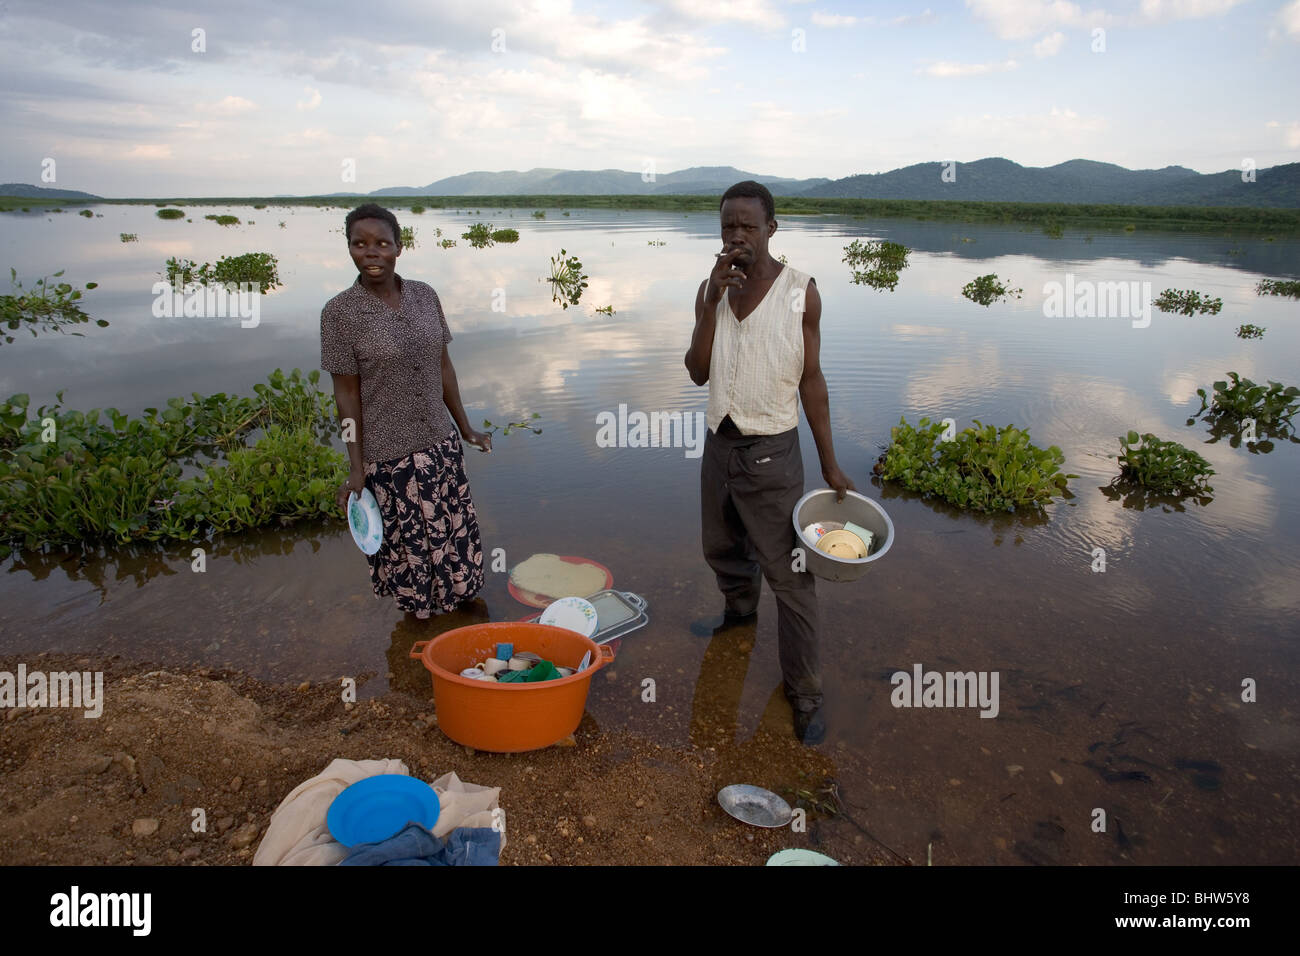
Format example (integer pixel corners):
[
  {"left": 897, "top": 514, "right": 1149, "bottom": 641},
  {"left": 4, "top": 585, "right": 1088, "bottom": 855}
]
[{"left": 409, "top": 622, "right": 615, "bottom": 753}]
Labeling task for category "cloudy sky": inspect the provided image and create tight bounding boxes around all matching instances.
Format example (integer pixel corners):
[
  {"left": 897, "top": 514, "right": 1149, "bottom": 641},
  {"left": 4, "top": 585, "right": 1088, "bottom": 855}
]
[{"left": 2, "top": 0, "right": 1298, "bottom": 197}]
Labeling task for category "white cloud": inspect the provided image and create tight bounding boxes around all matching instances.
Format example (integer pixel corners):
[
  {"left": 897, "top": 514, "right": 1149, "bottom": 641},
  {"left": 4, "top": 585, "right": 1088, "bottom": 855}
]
[
  {"left": 1033, "top": 30, "right": 1066, "bottom": 56},
  {"left": 1138, "top": 0, "right": 1246, "bottom": 22},
  {"left": 812, "top": 12, "right": 859, "bottom": 27},
  {"left": 654, "top": 0, "right": 786, "bottom": 29},
  {"left": 296, "top": 86, "right": 321, "bottom": 111},
  {"left": 203, "top": 95, "right": 257, "bottom": 116},
  {"left": 920, "top": 58, "right": 1019, "bottom": 77},
  {"left": 1280, "top": 0, "right": 1300, "bottom": 37},
  {"left": 965, "top": 0, "right": 1100, "bottom": 40}
]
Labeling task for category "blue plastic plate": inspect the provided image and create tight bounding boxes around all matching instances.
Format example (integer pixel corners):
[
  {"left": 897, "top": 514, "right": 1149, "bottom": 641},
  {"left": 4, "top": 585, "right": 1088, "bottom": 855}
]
[{"left": 326, "top": 774, "right": 440, "bottom": 847}]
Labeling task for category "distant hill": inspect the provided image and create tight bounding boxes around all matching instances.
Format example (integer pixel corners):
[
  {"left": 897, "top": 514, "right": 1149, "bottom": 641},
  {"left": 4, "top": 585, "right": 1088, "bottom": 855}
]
[
  {"left": 0, "top": 183, "right": 103, "bottom": 200},
  {"left": 373, "top": 165, "right": 830, "bottom": 197},
  {"left": 801, "top": 158, "right": 1300, "bottom": 208}
]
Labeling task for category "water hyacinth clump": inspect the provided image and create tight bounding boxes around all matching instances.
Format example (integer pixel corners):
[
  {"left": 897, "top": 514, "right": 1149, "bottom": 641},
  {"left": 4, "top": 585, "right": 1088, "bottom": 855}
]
[
  {"left": 875, "top": 417, "right": 1074, "bottom": 513},
  {"left": 961, "top": 273, "right": 1023, "bottom": 306},
  {"left": 0, "top": 368, "right": 345, "bottom": 557},
  {"left": 203, "top": 214, "right": 240, "bottom": 226},
  {"left": 1255, "top": 278, "right": 1300, "bottom": 298},
  {"left": 1114, "top": 432, "right": 1215, "bottom": 496},
  {"left": 546, "top": 249, "right": 588, "bottom": 309},
  {"left": 842, "top": 239, "right": 910, "bottom": 291},
  {"left": 1235, "top": 324, "right": 1266, "bottom": 339},
  {"left": 1190, "top": 372, "right": 1299, "bottom": 446},
  {"left": 2, "top": 269, "right": 105, "bottom": 345},
  {"left": 1154, "top": 288, "right": 1223, "bottom": 316},
  {"left": 462, "top": 222, "right": 495, "bottom": 248},
  {"left": 156, "top": 208, "right": 185, "bottom": 220},
  {"left": 163, "top": 253, "right": 281, "bottom": 294}
]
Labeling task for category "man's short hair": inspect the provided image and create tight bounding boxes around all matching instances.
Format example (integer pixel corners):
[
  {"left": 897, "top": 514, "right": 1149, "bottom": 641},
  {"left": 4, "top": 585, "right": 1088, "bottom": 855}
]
[
  {"left": 345, "top": 202, "right": 401, "bottom": 246},
  {"left": 720, "top": 181, "right": 775, "bottom": 221}
]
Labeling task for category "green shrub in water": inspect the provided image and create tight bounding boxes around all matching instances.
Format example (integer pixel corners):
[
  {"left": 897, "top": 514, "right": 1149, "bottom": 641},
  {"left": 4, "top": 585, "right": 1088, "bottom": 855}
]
[
  {"left": 203, "top": 214, "right": 241, "bottom": 226},
  {"left": 462, "top": 222, "right": 494, "bottom": 248},
  {"left": 1114, "top": 432, "right": 1214, "bottom": 495},
  {"left": 1154, "top": 289, "right": 1222, "bottom": 315},
  {"left": 163, "top": 253, "right": 281, "bottom": 293},
  {"left": 962, "top": 273, "right": 1023, "bottom": 306},
  {"left": 876, "top": 417, "right": 1074, "bottom": 513},
  {"left": 1255, "top": 278, "right": 1300, "bottom": 298},
  {"left": 491, "top": 228, "right": 519, "bottom": 243},
  {"left": 842, "top": 239, "right": 910, "bottom": 291}
]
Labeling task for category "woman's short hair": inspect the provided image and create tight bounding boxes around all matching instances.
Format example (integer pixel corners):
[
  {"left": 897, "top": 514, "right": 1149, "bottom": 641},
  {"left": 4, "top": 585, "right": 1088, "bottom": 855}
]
[{"left": 345, "top": 203, "right": 401, "bottom": 246}]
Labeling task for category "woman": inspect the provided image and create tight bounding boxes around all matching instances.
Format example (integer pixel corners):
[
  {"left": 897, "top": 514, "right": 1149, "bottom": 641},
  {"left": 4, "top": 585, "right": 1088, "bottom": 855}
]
[{"left": 320, "top": 202, "right": 492, "bottom": 618}]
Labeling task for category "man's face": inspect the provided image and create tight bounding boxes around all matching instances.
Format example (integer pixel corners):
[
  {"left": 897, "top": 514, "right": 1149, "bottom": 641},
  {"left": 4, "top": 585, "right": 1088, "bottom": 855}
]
[
  {"left": 349, "top": 217, "right": 401, "bottom": 279},
  {"left": 720, "top": 197, "right": 773, "bottom": 271}
]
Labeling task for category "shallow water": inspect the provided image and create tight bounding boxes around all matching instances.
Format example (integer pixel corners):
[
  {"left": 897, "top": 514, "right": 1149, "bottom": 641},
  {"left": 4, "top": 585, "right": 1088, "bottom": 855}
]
[{"left": 2, "top": 205, "right": 1298, "bottom": 864}]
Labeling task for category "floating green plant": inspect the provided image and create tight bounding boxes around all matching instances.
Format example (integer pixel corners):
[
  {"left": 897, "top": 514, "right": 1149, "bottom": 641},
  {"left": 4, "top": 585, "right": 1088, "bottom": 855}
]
[
  {"left": 491, "top": 228, "right": 519, "bottom": 243},
  {"left": 0, "top": 368, "right": 343, "bottom": 556},
  {"left": 399, "top": 225, "right": 417, "bottom": 248},
  {"left": 962, "top": 273, "right": 1023, "bottom": 306},
  {"left": 594, "top": 305, "right": 615, "bottom": 315},
  {"left": 163, "top": 253, "right": 281, "bottom": 293},
  {"left": 875, "top": 417, "right": 1074, "bottom": 513},
  {"left": 78, "top": 210, "right": 93, "bottom": 218},
  {"left": 2, "top": 269, "right": 105, "bottom": 345},
  {"left": 1236, "top": 324, "right": 1266, "bottom": 339},
  {"left": 1190, "top": 372, "right": 1298, "bottom": 448},
  {"left": 1113, "top": 432, "right": 1214, "bottom": 495},
  {"left": 1255, "top": 278, "right": 1300, "bottom": 298},
  {"left": 843, "top": 239, "right": 910, "bottom": 292},
  {"left": 437, "top": 238, "right": 456, "bottom": 249},
  {"left": 647, "top": 240, "right": 666, "bottom": 246},
  {"left": 120, "top": 233, "right": 138, "bottom": 243},
  {"left": 482, "top": 413, "right": 542, "bottom": 437},
  {"left": 204, "top": 214, "right": 241, "bottom": 226},
  {"left": 1043, "top": 220, "right": 1063, "bottom": 239},
  {"left": 1154, "top": 289, "right": 1222, "bottom": 315},
  {"left": 532, "top": 210, "right": 546, "bottom": 219},
  {"left": 546, "top": 249, "right": 588, "bottom": 309},
  {"left": 462, "top": 222, "right": 494, "bottom": 248},
  {"left": 410, "top": 205, "right": 425, "bottom": 214}
]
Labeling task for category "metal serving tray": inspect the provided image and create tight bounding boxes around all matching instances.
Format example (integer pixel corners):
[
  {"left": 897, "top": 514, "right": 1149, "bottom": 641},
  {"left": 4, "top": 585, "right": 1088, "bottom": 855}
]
[{"left": 525, "top": 589, "right": 649, "bottom": 645}]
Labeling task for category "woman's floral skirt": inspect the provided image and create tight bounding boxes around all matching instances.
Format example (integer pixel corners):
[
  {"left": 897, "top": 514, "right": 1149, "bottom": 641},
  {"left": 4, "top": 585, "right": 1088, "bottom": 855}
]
[{"left": 364, "top": 432, "right": 484, "bottom": 617}]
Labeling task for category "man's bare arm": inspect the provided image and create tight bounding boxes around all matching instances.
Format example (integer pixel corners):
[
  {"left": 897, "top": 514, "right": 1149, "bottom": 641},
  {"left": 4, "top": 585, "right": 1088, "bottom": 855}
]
[{"left": 798, "top": 280, "right": 855, "bottom": 499}]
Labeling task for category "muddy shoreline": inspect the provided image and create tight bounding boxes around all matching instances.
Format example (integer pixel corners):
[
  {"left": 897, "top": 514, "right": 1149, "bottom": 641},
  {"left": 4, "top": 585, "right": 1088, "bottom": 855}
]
[{"left": 0, "top": 651, "right": 883, "bottom": 866}]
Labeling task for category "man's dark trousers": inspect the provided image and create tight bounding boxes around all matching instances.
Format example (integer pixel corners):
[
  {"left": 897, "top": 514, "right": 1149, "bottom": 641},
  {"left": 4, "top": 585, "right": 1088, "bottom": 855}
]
[{"left": 700, "top": 417, "right": 821, "bottom": 713}]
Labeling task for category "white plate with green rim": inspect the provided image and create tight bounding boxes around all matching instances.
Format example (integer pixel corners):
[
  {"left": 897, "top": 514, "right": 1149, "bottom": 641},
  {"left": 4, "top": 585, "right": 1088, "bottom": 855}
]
[{"left": 347, "top": 488, "right": 383, "bottom": 555}]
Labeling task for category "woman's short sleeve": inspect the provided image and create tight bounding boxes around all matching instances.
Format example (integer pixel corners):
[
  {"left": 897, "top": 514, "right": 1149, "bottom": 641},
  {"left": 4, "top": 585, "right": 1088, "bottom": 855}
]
[
  {"left": 431, "top": 289, "right": 452, "bottom": 343},
  {"left": 320, "top": 305, "right": 358, "bottom": 375}
]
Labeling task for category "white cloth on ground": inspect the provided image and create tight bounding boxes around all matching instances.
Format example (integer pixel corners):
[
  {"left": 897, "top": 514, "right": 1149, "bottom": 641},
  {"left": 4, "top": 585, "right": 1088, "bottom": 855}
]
[{"left": 253, "top": 758, "right": 504, "bottom": 866}]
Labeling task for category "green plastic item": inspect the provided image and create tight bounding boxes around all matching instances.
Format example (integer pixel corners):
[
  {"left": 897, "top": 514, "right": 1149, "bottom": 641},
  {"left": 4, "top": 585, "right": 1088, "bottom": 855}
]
[{"left": 496, "top": 660, "right": 562, "bottom": 683}]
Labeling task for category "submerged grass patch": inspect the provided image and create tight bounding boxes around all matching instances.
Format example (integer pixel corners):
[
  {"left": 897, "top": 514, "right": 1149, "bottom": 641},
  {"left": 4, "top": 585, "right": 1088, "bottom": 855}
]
[
  {"left": 875, "top": 417, "right": 1074, "bottom": 513},
  {"left": 0, "top": 368, "right": 345, "bottom": 557}
]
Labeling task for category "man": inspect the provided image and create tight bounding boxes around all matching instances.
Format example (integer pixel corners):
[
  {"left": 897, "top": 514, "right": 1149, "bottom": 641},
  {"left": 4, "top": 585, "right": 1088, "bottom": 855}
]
[{"left": 684, "top": 180, "right": 855, "bottom": 745}]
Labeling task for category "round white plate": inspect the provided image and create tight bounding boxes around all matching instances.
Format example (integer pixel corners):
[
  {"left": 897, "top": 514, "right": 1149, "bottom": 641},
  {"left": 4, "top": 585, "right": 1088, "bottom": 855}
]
[
  {"left": 766, "top": 849, "right": 840, "bottom": 866},
  {"left": 539, "top": 596, "right": 598, "bottom": 638},
  {"left": 347, "top": 488, "right": 383, "bottom": 555}
]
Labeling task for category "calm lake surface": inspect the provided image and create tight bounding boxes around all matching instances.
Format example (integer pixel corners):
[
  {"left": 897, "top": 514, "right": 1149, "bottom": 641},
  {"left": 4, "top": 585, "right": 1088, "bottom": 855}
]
[{"left": 2, "top": 204, "right": 1297, "bottom": 864}]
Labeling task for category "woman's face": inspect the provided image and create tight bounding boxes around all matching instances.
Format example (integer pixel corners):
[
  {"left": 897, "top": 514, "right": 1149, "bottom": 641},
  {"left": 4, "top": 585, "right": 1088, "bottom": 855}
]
[{"left": 349, "top": 217, "right": 401, "bottom": 280}]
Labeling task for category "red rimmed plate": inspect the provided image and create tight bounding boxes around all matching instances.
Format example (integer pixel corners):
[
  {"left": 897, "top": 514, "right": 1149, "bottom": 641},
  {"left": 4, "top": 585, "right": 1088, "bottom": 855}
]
[{"left": 506, "top": 554, "right": 614, "bottom": 608}]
